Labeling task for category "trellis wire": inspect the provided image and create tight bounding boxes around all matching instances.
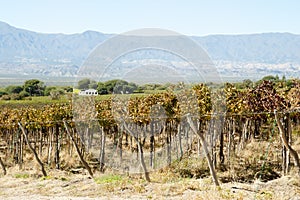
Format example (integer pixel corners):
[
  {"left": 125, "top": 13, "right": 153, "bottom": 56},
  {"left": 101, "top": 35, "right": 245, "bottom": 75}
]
[{"left": 0, "top": 110, "right": 299, "bottom": 127}]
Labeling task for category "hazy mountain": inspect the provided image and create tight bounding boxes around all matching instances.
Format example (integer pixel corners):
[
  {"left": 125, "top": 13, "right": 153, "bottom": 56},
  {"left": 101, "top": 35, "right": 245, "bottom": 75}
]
[
  {"left": 0, "top": 21, "right": 300, "bottom": 80},
  {"left": 0, "top": 21, "right": 109, "bottom": 64},
  {"left": 193, "top": 33, "right": 300, "bottom": 63}
]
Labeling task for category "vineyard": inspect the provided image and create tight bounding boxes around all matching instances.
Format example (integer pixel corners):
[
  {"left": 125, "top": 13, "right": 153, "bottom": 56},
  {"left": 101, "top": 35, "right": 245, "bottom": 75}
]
[{"left": 0, "top": 79, "right": 300, "bottom": 186}]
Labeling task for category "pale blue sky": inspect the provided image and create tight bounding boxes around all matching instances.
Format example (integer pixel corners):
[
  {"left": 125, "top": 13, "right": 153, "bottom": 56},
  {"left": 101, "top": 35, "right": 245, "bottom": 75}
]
[{"left": 0, "top": 0, "right": 299, "bottom": 36}]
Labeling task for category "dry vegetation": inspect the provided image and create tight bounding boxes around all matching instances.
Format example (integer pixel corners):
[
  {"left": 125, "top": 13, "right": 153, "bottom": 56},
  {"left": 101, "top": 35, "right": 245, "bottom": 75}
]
[
  {"left": 0, "top": 165, "right": 299, "bottom": 199},
  {"left": 1, "top": 138, "right": 300, "bottom": 199},
  {"left": 1, "top": 80, "right": 300, "bottom": 199}
]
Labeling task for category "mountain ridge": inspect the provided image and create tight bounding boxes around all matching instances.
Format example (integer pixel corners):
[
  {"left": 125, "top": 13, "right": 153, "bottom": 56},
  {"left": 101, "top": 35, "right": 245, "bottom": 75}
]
[{"left": 0, "top": 21, "right": 300, "bottom": 79}]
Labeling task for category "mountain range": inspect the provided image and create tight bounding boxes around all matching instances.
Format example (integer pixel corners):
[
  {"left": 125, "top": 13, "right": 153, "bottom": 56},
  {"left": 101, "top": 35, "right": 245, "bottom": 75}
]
[{"left": 0, "top": 21, "right": 300, "bottom": 82}]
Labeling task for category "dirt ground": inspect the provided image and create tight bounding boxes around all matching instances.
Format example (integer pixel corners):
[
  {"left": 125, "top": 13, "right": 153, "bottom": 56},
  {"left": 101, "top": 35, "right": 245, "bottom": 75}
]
[{"left": 0, "top": 166, "right": 300, "bottom": 200}]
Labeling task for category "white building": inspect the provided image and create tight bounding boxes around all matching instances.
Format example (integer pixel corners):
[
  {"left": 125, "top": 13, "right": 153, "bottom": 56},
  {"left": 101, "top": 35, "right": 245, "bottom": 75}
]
[{"left": 79, "top": 89, "right": 98, "bottom": 96}]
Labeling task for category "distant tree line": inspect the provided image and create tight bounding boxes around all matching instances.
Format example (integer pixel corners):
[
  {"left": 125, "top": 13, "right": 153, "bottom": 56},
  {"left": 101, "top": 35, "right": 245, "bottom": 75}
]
[
  {"left": 77, "top": 78, "right": 140, "bottom": 94},
  {"left": 0, "top": 75, "right": 296, "bottom": 101},
  {"left": 0, "top": 79, "right": 72, "bottom": 100},
  {"left": 76, "top": 75, "right": 295, "bottom": 94},
  {"left": 77, "top": 78, "right": 176, "bottom": 94},
  {"left": 233, "top": 75, "right": 293, "bottom": 90}
]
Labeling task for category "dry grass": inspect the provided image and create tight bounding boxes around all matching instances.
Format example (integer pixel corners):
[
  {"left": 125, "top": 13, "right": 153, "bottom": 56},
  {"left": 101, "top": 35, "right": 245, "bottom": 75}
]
[
  {"left": 1, "top": 131, "right": 300, "bottom": 199},
  {"left": 1, "top": 166, "right": 299, "bottom": 200}
]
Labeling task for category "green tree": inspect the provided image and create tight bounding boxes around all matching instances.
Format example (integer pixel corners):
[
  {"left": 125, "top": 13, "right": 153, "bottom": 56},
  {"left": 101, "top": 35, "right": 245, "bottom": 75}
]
[
  {"left": 77, "top": 78, "right": 91, "bottom": 90},
  {"left": 5, "top": 85, "right": 23, "bottom": 94},
  {"left": 19, "top": 91, "right": 30, "bottom": 98},
  {"left": 236, "top": 79, "right": 254, "bottom": 89},
  {"left": 97, "top": 82, "right": 108, "bottom": 95},
  {"left": 0, "top": 89, "right": 8, "bottom": 97},
  {"left": 89, "top": 80, "right": 98, "bottom": 89},
  {"left": 50, "top": 89, "right": 64, "bottom": 100},
  {"left": 109, "top": 80, "right": 137, "bottom": 94},
  {"left": 123, "top": 83, "right": 137, "bottom": 93},
  {"left": 44, "top": 86, "right": 57, "bottom": 96},
  {"left": 62, "top": 86, "right": 73, "bottom": 93},
  {"left": 104, "top": 79, "right": 127, "bottom": 94},
  {"left": 260, "top": 75, "right": 280, "bottom": 82},
  {"left": 97, "top": 79, "right": 138, "bottom": 94},
  {"left": 23, "top": 79, "right": 45, "bottom": 96}
]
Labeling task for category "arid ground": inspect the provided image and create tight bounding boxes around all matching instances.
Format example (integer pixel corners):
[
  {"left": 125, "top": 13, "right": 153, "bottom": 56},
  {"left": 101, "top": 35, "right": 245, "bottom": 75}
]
[{"left": 0, "top": 166, "right": 299, "bottom": 200}]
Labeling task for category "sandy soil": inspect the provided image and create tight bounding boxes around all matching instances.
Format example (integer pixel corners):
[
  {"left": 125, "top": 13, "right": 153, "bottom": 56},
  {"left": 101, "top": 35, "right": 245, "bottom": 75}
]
[{"left": 0, "top": 168, "right": 300, "bottom": 200}]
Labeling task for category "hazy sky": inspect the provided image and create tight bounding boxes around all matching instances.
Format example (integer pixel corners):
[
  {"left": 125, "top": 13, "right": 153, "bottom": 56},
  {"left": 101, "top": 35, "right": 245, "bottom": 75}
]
[{"left": 0, "top": 0, "right": 299, "bottom": 36}]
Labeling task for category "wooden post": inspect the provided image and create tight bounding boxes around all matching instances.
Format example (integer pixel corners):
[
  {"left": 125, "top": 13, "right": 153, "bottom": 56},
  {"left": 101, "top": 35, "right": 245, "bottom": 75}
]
[
  {"left": 39, "top": 129, "right": 43, "bottom": 156},
  {"left": 18, "top": 122, "right": 47, "bottom": 177},
  {"left": 19, "top": 131, "right": 23, "bottom": 169},
  {"left": 166, "top": 123, "right": 171, "bottom": 166},
  {"left": 0, "top": 157, "right": 6, "bottom": 175},
  {"left": 282, "top": 145, "right": 287, "bottom": 175},
  {"left": 227, "top": 119, "right": 232, "bottom": 166},
  {"left": 63, "top": 121, "right": 93, "bottom": 177},
  {"left": 219, "top": 123, "right": 225, "bottom": 165},
  {"left": 47, "top": 128, "right": 51, "bottom": 165},
  {"left": 284, "top": 114, "right": 291, "bottom": 174},
  {"left": 186, "top": 114, "right": 220, "bottom": 187},
  {"left": 99, "top": 127, "right": 106, "bottom": 173},
  {"left": 122, "top": 122, "right": 150, "bottom": 182},
  {"left": 274, "top": 111, "right": 300, "bottom": 175},
  {"left": 178, "top": 124, "right": 183, "bottom": 160},
  {"left": 118, "top": 126, "right": 123, "bottom": 163},
  {"left": 150, "top": 121, "right": 154, "bottom": 168},
  {"left": 55, "top": 124, "right": 60, "bottom": 169}
]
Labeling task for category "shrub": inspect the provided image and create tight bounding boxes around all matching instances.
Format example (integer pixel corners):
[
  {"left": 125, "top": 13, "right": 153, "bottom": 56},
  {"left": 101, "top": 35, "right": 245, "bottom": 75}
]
[
  {"left": 5, "top": 85, "right": 23, "bottom": 94},
  {"left": 50, "top": 89, "right": 65, "bottom": 100},
  {"left": 0, "top": 90, "right": 8, "bottom": 97},
  {"left": 24, "top": 97, "right": 32, "bottom": 101},
  {"left": 19, "top": 91, "right": 30, "bottom": 98},
  {"left": 10, "top": 94, "right": 23, "bottom": 100},
  {"left": 1, "top": 95, "right": 10, "bottom": 100}
]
